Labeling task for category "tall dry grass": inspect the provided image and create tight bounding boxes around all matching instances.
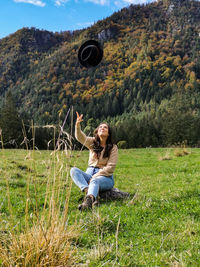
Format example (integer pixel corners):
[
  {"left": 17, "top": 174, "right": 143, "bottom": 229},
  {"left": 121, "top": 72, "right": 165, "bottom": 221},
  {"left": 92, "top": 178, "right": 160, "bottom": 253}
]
[
  {"left": 0, "top": 110, "right": 79, "bottom": 266},
  {"left": 173, "top": 141, "right": 191, "bottom": 157},
  {"left": 0, "top": 220, "right": 77, "bottom": 266}
]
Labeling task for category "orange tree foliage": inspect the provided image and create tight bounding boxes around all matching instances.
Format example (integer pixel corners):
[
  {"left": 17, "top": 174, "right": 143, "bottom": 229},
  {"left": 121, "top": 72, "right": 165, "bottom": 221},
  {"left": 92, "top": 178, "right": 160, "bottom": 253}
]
[{"left": 0, "top": 0, "right": 200, "bottom": 147}]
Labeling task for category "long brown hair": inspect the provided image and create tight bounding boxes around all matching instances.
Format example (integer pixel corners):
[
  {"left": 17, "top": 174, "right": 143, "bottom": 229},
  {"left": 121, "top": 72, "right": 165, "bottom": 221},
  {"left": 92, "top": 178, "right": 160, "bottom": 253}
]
[{"left": 92, "top": 123, "right": 113, "bottom": 159}]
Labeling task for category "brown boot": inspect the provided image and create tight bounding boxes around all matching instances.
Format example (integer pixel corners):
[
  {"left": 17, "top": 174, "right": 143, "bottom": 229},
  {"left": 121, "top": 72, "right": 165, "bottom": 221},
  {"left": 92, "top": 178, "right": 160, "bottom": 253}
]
[
  {"left": 78, "top": 195, "right": 94, "bottom": 211},
  {"left": 83, "top": 187, "right": 88, "bottom": 194},
  {"left": 92, "top": 200, "right": 99, "bottom": 207}
]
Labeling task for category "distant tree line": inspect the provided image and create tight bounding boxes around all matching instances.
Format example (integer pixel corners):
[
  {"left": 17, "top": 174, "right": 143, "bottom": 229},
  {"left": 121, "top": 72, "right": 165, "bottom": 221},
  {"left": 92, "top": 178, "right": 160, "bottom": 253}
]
[
  {"left": 0, "top": 92, "right": 58, "bottom": 149},
  {"left": 1, "top": 92, "right": 199, "bottom": 150}
]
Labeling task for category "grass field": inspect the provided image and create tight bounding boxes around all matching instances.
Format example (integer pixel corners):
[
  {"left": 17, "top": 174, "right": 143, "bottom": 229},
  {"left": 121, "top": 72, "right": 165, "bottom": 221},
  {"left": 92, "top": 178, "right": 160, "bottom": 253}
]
[{"left": 0, "top": 147, "right": 200, "bottom": 266}]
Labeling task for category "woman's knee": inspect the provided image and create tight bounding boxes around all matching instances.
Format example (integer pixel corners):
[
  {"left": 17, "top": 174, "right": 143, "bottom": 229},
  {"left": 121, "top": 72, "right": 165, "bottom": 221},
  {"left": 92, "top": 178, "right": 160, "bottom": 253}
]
[
  {"left": 89, "top": 178, "right": 99, "bottom": 186},
  {"left": 70, "top": 167, "right": 79, "bottom": 177}
]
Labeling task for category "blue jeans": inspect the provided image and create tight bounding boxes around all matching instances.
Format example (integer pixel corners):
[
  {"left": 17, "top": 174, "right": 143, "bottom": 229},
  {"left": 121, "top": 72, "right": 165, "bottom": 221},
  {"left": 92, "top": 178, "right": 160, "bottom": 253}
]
[{"left": 70, "top": 167, "right": 114, "bottom": 198}]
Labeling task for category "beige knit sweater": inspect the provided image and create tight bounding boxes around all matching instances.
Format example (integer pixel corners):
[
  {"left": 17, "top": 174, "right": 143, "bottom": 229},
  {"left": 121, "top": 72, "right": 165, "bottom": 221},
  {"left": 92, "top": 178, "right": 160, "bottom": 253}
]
[{"left": 75, "top": 124, "right": 118, "bottom": 178}]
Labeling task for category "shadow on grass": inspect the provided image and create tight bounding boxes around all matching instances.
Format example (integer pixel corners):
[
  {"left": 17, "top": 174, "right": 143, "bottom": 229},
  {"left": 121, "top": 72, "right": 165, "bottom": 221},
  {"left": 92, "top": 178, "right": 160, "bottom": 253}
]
[{"left": 171, "top": 189, "right": 200, "bottom": 202}]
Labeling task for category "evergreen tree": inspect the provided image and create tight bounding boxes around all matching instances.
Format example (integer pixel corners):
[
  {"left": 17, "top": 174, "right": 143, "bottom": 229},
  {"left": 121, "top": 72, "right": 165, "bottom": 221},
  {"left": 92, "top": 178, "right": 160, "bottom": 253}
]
[
  {"left": 161, "top": 93, "right": 195, "bottom": 146},
  {"left": 0, "top": 91, "right": 22, "bottom": 147},
  {"left": 84, "top": 118, "right": 96, "bottom": 135}
]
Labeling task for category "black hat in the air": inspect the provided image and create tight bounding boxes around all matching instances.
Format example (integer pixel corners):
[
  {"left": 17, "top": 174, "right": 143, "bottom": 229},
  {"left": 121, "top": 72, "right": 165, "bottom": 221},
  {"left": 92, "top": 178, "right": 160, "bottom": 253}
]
[{"left": 78, "top": 40, "right": 103, "bottom": 68}]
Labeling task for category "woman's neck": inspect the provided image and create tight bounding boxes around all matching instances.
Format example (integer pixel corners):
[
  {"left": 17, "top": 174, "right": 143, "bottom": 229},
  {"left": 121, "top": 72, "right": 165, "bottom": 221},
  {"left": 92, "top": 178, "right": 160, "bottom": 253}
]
[{"left": 100, "top": 137, "right": 107, "bottom": 147}]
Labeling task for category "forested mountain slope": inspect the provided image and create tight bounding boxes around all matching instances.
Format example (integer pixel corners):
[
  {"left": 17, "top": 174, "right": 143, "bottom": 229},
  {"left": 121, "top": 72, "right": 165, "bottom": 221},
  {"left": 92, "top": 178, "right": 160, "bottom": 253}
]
[{"left": 0, "top": 0, "right": 200, "bottom": 147}]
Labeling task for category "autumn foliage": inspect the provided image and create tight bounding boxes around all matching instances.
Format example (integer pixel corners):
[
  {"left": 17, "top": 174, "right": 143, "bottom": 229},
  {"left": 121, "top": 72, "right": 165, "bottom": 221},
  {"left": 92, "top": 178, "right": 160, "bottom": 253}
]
[{"left": 0, "top": 0, "right": 200, "bottom": 147}]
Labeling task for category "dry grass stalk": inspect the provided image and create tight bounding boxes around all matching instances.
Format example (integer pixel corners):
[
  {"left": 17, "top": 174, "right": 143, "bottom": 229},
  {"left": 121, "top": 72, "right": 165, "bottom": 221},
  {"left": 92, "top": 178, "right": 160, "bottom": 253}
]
[
  {"left": 128, "top": 192, "right": 140, "bottom": 205},
  {"left": 174, "top": 148, "right": 190, "bottom": 157},
  {"left": 173, "top": 141, "right": 191, "bottom": 157},
  {"left": 158, "top": 150, "right": 172, "bottom": 161},
  {"left": 159, "top": 154, "right": 172, "bottom": 161},
  {"left": 115, "top": 216, "right": 120, "bottom": 262},
  {"left": 0, "top": 220, "right": 78, "bottom": 266},
  {"left": 88, "top": 243, "right": 114, "bottom": 261},
  {"left": 0, "top": 110, "right": 79, "bottom": 266},
  {"left": 182, "top": 148, "right": 190, "bottom": 155}
]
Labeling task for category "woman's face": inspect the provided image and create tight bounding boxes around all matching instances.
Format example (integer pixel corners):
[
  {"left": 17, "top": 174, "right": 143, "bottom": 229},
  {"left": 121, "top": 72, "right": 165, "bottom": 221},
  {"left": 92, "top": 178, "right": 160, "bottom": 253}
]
[{"left": 97, "top": 123, "right": 109, "bottom": 138}]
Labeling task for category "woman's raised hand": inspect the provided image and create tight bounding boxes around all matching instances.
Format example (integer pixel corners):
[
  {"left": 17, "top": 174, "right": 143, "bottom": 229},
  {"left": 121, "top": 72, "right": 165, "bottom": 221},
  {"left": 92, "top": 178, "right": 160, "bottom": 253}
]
[{"left": 76, "top": 112, "right": 83, "bottom": 126}]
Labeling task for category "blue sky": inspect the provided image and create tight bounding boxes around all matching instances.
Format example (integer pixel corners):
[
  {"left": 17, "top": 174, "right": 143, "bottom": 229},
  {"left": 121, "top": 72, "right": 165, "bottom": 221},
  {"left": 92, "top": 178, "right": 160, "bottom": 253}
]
[{"left": 0, "top": 0, "right": 153, "bottom": 39}]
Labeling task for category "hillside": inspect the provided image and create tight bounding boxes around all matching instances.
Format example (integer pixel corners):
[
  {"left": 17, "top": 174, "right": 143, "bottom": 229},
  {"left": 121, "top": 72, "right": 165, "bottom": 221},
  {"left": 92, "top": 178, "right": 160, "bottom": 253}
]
[{"left": 0, "top": 0, "right": 200, "bottom": 147}]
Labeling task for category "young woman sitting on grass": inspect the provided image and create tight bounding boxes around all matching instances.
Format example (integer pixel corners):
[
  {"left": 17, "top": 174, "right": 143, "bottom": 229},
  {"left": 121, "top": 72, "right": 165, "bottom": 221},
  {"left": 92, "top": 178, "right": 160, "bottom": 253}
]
[{"left": 70, "top": 112, "right": 118, "bottom": 210}]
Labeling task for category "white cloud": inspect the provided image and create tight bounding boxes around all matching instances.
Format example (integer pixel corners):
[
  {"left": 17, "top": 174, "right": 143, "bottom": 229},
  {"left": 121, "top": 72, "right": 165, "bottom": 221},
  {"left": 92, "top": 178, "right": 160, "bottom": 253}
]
[
  {"left": 85, "top": 0, "right": 148, "bottom": 7},
  {"left": 122, "top": 0, "right": 147, "bottom": 4},
  {"left": 76, "top": 21, "right": 94, "bottom": 27},
  {"left": 114, "top": 0, "right": 147, "bottom": 6},
  {"left": 54, "top": 0, "right": 69, "bottom": 6},
  {"left": 14, "top": 0, "right": 46, "bottom": 7},
  {"left": 85, "top": 0, "right": 109, "bottom": 5},
  {"left": 114, "top": 0, "right": 124, "bottom": 7}
]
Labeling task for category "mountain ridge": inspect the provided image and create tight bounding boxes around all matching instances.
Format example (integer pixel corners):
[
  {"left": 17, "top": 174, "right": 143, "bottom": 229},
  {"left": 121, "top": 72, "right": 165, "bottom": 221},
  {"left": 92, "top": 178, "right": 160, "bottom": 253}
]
[{"left": 0, "top": 0, "right": 200, "bottom": 147}]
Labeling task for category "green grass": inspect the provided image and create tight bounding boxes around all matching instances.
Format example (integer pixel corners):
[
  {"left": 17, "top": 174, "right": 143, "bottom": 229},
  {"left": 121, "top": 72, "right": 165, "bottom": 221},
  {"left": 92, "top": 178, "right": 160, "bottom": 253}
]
[{"left": 0, "top": 147, "right": 200, "bottom": 266}]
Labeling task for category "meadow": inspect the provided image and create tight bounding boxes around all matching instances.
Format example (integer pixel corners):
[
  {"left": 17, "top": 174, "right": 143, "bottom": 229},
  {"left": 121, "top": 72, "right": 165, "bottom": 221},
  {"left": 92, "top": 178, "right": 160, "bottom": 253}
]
[{"left": 0, "top": 147, "right": 200, "bottom": 266}]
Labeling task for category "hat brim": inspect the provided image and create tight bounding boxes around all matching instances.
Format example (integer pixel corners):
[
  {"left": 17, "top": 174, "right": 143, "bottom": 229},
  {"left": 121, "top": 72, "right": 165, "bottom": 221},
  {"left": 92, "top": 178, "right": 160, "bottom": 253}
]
[{"left": 78, "top": 40, "right": 103, "bottom": 68}]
